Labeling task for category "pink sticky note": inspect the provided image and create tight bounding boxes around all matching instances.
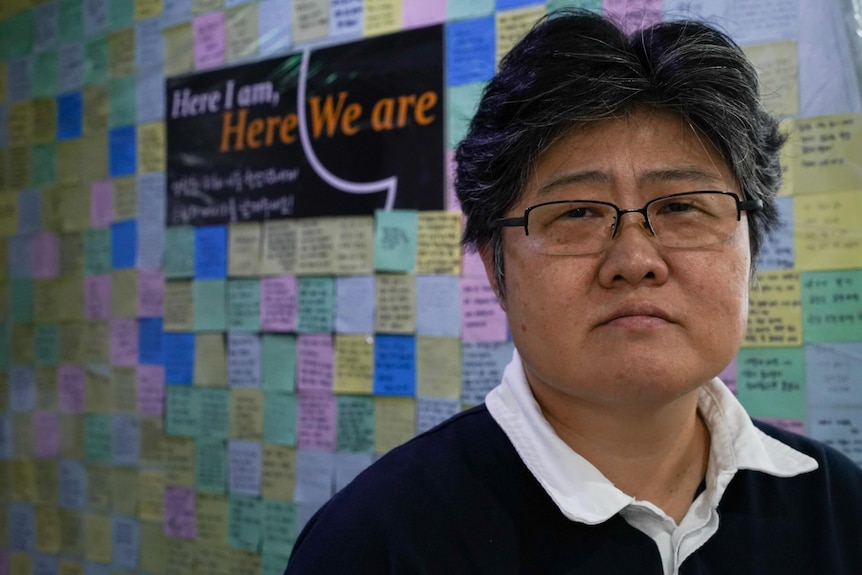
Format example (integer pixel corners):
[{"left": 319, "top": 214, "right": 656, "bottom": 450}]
[
  {"left": 403, "top": 0, "right": 445, "bottom": 28},
  {"left": 193, "top": 11, "right": 226, "bottom": 70},
  {"left": 163, "top": 486, "right": 196, "bottom": 539},
  {"left": 58, "top": 365, "right": 86, "bottom": 414},
  {"left": 84, "top": 275, "right": 112, "bottom": 321},
  {"left": 91, "top": 180, "right": 114, "bottom": 228},
  {"left": 138, "top": 269, "right": 164, "bottom": 318},
  {"left": 33, "top": 411, "right": 60, "bottom": 458},
  {"left": 604, "top": 0, "right": 662, "bottom": 35},
  {"left": 111, "top": 319, "right": 139, "bottom": 367},
  {"left": 297, "top": 334, "right": 334, "bottom": 393},
  {"left": 260, "top": 276, "right": 298, "bottom": 332},
  {"left": 137, "top": 365, "right": 165, "bottom": 417},
  {"left": 31, "top": 232, "right": 60, "bottom": 279},
  {"left": 460, "top": 276, "right": 508, "bottom": 342},
  {"left": 297, "top": 391, "right": 337, "bottom": 451}
]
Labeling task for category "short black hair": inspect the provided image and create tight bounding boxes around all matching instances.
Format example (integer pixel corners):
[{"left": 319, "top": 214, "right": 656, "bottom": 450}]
[{"left": 455, "top": 9, "right": 784, "bottom": 292}]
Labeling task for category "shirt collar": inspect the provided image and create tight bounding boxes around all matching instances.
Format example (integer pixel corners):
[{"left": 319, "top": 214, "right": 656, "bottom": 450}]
[{"left": 485, "top": 349, "right": 818, "bottom": 525}]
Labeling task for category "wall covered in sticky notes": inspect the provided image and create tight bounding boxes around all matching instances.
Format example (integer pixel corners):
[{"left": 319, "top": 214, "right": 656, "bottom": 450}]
[{"left": 0, "top": 0, "right": 861, "bottom": 572}]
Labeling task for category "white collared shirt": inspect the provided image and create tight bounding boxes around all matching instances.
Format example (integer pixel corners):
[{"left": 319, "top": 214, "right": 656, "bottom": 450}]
[{"left": 485, "top": 350, "right": 818, "bottom": 575}]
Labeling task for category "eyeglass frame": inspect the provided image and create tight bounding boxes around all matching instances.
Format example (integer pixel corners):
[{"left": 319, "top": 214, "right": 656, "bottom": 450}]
[{"left": 490, "top": 190, "right": 763, "bottom": 253}]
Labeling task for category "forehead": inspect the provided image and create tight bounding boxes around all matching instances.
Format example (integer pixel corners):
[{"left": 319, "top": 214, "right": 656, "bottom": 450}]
[{"left": 522, "top": 110, "right": 739, "bottom": 203}]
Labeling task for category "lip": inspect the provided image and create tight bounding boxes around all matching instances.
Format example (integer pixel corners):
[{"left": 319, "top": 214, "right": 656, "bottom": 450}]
[{"left": 598, "top": 303, "right": 674, "bottom": 327}]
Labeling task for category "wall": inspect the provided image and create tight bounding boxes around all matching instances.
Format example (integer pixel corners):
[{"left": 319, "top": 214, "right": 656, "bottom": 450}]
[{"left": 0, "top": 0, "right": 860, "bottom": 573}]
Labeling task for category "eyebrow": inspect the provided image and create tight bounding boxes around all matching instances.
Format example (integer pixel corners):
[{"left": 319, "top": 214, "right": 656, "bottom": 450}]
[{"left": 535, "top": 167, "right": 727, "bottom": 198}]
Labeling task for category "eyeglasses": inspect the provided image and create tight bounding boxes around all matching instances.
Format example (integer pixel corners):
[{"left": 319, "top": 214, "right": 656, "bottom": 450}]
[{"left": 492, "top": 191, "right": 762, "bottom": 256}]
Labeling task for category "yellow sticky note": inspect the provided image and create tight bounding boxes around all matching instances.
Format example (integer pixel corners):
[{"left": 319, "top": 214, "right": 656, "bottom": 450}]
[
  {"left": 139, "top": 416, "right": 164, "bottom": 466},
  {"left": 375, "top": 273, "right": 416, "bottom": 333},
  {"left": 59, "top": 414, "right": 84, "bottom": 459},
  {"left": 230, "top": 388, "right": 265, "bottom": 439},
  {"left": 743, "top": 271, "right": 802, "bottom": 348},
  {"left": 295, "top": 217, "right": 338, "bottom": 276},
  {"left": 139, "top": 520, "right": 168, "bottom": 573},
  {"left": 40, "top": 185, "right": 62, "bottom": 232},
  {"left": 165, "top": 537, "right": 197, "bottom": 574},
  {"left": 195, "top": 333, "right": 228, "bottom": 386},
  {"left": 226, "top": 4, "right": 259, "bottom": 63},
  {"left": 109, "top": 29, "right": 136, "bottom": 79},
  {"left": 31, "top": 98, "right": 58, "bottom": 144},
  {"left": 135, "top": 0, "right": 163, "bottom": 19},
  {"left": 59, "top": 560, "right": 85, "bottom": 575},
  {"left": 85, "top": 513, "right": 113, "bottom": 563},
  {"left": 261, "top": 219, "right": 298, "bottom": 275},
  {"left": 196, "top": 492, "right": 229, "bottom": 544},
  {"left": 197, "top": 543, "right": 232, "bottom": 575},
  {"left": 81, "top": 132, "right": 109, "bottom": 182},
  {"left": 59, "top": 322, "right": 84, "bottom": 363},
  {"left": 261, "top": 443, "right": 297, "bottom": 500},
  {"left": 58, "top": 182, "right": 90, "bottom": 230},
  {"left": 138, "top": 469, "right": 166, "bottom": 521},
  {"left": 137, "top": 121, "right": 166, "bottom": 173},
  {"left": 778, "top": 119, "right": 796, "bottom": 196},
  {"left": 164, "top": 279, "right": 195, "bottom": 331},
  {"left": 292, "top": 0, "right": 330, "bottom": 44},
  {"left": 794, "top": 189, "right": 862, "bottom": 271},
  {"left": 416, "top": 336, "right": 461, "bottom": 399},
  {"left": 230, "top": 548, "right": 262, "bottom": 574},
  {"left": 10, "top": 459, "right": 37, "bottom": 501},
  {"left": 164, "top": 435, "right": 196, "bottom": 487},
  {"left": 86, "top": 464, "right": 113, "bottom": 513},
  {"left": 13, "top": 413, "right": 35, "bottom": 456},
  {"left": 83, "top": 86, "right": 109, "bottom": 134},
  {"left": 7, "top": 146, "right": 31, "bottom": 190},
  {"left": 0, "top": 192, "right": 18, "bottom": 235},
  {"left": 364, "top": 0, "right": 402, "bottom": 37},
  {"left": 81, "top": 323, "right": 110, "bottom": 365},
  {"left": 374, "top": 396, "right": 416, "bottom": 454},
  {"left": 10, "top": 553, "right": 31, "bottom": 575},
  {"left": 113, "top": 175, "right": 137, "bottom": 220},
  {"left": 228, "top": 222, "right": 263, "bottom": 277},
  {"left": 791, "top": 113, "right": 862, "bottom": 194},
  {"left": 334, "top": 216, "right": 375, "bottom": 275},
  {"left": 58, "top": 509, "right": 84, "bottom": 556},
  {"left": 334, "top": 334, "right": 374, "bottom": 394},
  {"left": 35, "top": 505, "right": 61, "bottom": 553},
  {"left": 416, "top": 211, "right": 462, "bottom": 275},
  {"left": 112, "top": 467, "right": 139, "bottom": 516},
  {"left": 495, "top": 5, "right": 546, "bottom": 67},
  {"left": 55, "top": 274, "right": 85, "bottom": 323},
  {"left": 33, "top": 460, "right": 58, "bottom": 505},
  {"left": 744, "top": 40, "right": 799, "bottom": 118},
  {"left": 9, "top": 100, "right": 34, "bottom": 144},
  {"left": 12, "top": 323, "right": 34, "bottom": 365},
  {"left": 164, "top": 24, "right": 195, "bottom": 77},
  {"left": 113, "top": 366, "right": 138, "bottom": 413}
]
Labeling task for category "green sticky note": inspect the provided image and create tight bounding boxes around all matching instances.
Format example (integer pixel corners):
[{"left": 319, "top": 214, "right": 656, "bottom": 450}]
[
  {"left": 84, "top": 37, "right": 109, "bottom": 86},
  {"left": 373, "top": 209, "right": 418, "bottom": 273},
  {"left": 4, "top": 10, "right": 35, "bottom": 58},
  {"left": 198, "top": 387, "right": 230, "bottom": 440},
  {"left": 227, "top": 279, "right": 261, "bottom": 332},
  {"left": 165, "top": 226, "right": 195, "bottom": 279},
  {"left": 33, "top": 50, "right": 59, "bottom": 98},
  {"left": 336, "top": 395, "right": 375, "bottom": 452},
  {"left": 83, "top": 228, "right": 112, "bottom": 276},
  {"left": 737, "top": 347, "right": 806, "bottom": 419},
  {"left": 84, "top": 413, "right": 113, "bottom": 464},
  {"left": 34, "top": 323, "right": 60, "bottom": 367},
  {"left": 108, "top": 75, "right": 136, "bottom": 128},
  {"left": 10, "top": 279, "right": 35, "bottom": 323},
  {"left": 547, "top": 0, "right": 601, "bottom": 12},
  {"left": 296, "top": 276, "right": 335, "bottom": 333},
  {"left": 196, "top": 438, "right": 227, "bottom": 493},
  {"left": 165, "top": 386, "right": 201, "bottom": 437},
  {"left": 446, "top": 0, "right": 494, "bottom": 20},
  {"left": 262, "top": 334, "right": 296, "bottom": 392},
  {"left": 801, "top": 269, "right": 862, "bottom": 343},
  {"left": 193, "top": 280, "right": 227, "bottom": 331},
  {"left": 263, "top": 391, "right": 297, "bottom": 446},
  {"left": 59, "top": 0, "right": 85, "bottom": 45},
  {"left": 446, "top": 82, "right": 485, "bottom": 150},
  {"left": 31, "top": 144, "right": 58, "bottom": 189},
  {"left": 260, "top": 554, "right": 292, "bottom": 575},
  {"left": 262, "top": 499, "right": 297, "bottom": 556},
  {"left": 228, "top": 495, "right": 263, "bottom": 552},
  {"left": 109, "top": 0, "right": 135, "bottom": 31}
]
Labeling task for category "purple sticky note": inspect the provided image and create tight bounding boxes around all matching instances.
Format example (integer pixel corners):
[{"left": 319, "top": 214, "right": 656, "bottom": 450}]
[
  {"left": 719, "top": 357, "right": 738, "bottom": 395},
  {"left": 460, "top": 276, "right": 508, "bottom": 342},
  {"left": 260, "top": 276, "right": 298, "bottom": 332},
  {"left": 91, "top": 180, "right": 113, "bottom": 228},
  {"left": 163, "top": 486, "right": 196, "bottom": 539},
  {"left": 33, "top": 411, "right": 60, "bottom": 458},
  {"left": 403, "top": 0, "right": 445, "bottom": 28},
  {"left": 137, "top": 364, "right": 165, "bottom": 417},
  {"left": 297, "top": 391, "right": 337, "bottom": 451},
  {"left": 58, "top": 364, "right": 86, "bottom": 414},
  {"left": 137, "top": 269, "right": 164, "bottom": 318},
  {"left": 460, "top": 249, "right": 486, "bottom": 278},
  {"left": 228, "top": 439, "right": 263, "bottom": 496},
  {"left": 193, "top": 11, "right": 225, "bottom": 70},
  {"left": 31, "top": 232, "right": 60, "bottom": 279},
  {"left": 111, "top": 318, "right": 139, "bottom": 367},
  {"left": 84, "top": 275, "right": 112, "bottom": 321},
  {"left": 297, "top": 334, "right": 334, "bottom": 393},
  {"left": 604, "top": 0, "right": 662, "bottom": 34}
]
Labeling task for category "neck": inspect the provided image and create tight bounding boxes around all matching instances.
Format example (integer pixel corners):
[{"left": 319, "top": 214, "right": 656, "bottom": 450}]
[{"left": 533, "top": 382, "right": 711, "bottom": 523}]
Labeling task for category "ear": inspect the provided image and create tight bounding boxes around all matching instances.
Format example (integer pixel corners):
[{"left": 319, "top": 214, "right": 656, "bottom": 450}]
[{"left": 478, "top": 241, "right": 506, "bottom": 311}]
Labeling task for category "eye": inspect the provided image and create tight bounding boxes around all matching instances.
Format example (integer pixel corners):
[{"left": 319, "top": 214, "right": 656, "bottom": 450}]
[
  {"left": 660, "top": 201, "right": 698, "bottom": 213},
  {"left": 560, "top": 206, "right": 601, "bottom": 219}
]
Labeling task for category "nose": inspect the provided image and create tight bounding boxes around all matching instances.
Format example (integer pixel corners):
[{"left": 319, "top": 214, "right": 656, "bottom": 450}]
[
  {"left": 599, "top": 210, "right": 669, "bottom": 287},
  {"left": 611, "top": 208, "right": 653, "bottom": 238}
]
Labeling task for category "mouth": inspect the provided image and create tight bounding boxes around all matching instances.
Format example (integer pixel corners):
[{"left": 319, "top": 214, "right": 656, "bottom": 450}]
[{"left": 599, "top": 304, "right": 673, "bottom": 327}]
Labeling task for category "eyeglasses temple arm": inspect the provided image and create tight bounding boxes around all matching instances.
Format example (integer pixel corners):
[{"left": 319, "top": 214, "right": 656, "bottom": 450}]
[{"left": 490, "top": 217, "right": 526, "bottom": 228}]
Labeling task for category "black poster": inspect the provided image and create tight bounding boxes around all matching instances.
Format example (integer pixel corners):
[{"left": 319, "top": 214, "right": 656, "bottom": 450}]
[{"left": 165, "top": 25, "right": 445, "bottom": 226}]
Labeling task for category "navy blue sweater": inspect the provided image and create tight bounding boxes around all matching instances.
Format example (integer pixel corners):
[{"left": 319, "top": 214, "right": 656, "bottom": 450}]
[{"left": 286, "top": 405, "right": 862, "bottom": 574}]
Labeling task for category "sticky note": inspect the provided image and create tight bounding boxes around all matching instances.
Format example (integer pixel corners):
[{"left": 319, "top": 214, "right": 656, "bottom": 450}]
[
  {"left": 138, "top": 317, "right": 164, "bottom": 365},
  {"left": 10, "top": 366, "right": 36, "bottom": 412},
  {"left": 58, "top": 459, "right": 87, "bottom": 511},
  {"left": 446, "top": 16, "right": 495, "bottom": 86},
  {"left": 164, "top": 435, "right": 196, "bottom": 486},
  {"left": 801, "top": 269, "right": 862, "bottom": 342},
  {"left": 415, "top": 275, "right": 461, "bottom": 337},
  {"left": 137, "top": 365, "right": 165, "bottom": 417},
  {"left": 228, "top": 440, "right": 263, "bottom": 496},
  {"left": 334, "top": 275, "right": 375, "bottom": 334},
  {"left": 56, "top": 92, "right": 83, "bottom": 140},
  {"left": 806, "top": 343, "right": 862, "bottom": 407},
  {"left": 375, "top": 273, "right": 416, "bottom": 334},
  {"left": 416, "top": 336, "right": 461, "bottom": 398},
  {"left": 261, "top": 219, "right": 298, "bottom": 275},
  {"left": 165, "top": 386, "right": 201, "bottom": 437},
  {"left": 163, "top": 23, "right": 195, "bottom": 77},
  {"left": 110, "top": 318, "right": 139, "bottom": 367},
  {"left": 58, "top": 365, "right": 86, "bottom": 414},
  {"left": 83, "top": 228, "right": 112, "bottom": 276},
  {"left": 165, "top": 226, "right": 196, "bottom": 279},
  {"left": 744, "top": 40, "right": 799, "bottom": 117},
  {"left": 461, "top": 340, "right": 513, "bottom": 405},
  {"left": 230, "top": 387, "right": 264, "bottom": 440},
  {"left": 228, "top": 332, "right": 261, "bottom": 387},
  {"left": 461, "top": 275, "right": 508, "bottom": 342},
  {"left": 336, "top": 395, "right": 375, "bottom": 452},
  {"left": 34, "top": 324, "right": 60, "bottom": 367},
  {"left": 59, "top": 0, "right": 85, "bottom": 44},
  {"left": 84, "top": 414, "right": 113, "bottom": 464},
  {"left": 808, "top": 407, "right": 862, "bottom": 467},
  {"left": 228, "top": 222, "right": 262, "bottom": 277},
  {"left": 262, "top": 334, "right": 297, "bottom": 392},
  {"left": 743, "top": 271, "right": 802, "bottom": 347},
  {"left": 331, "top": 216, "right": 374, "bottom": 275},
  {"left": 228, "top": 279, "right": 261, "bottom": 332},
  {"left": 195, "top": 225, "right": 227, "bottom": 279},
  {"left": 195, "top": 492, "right": 228, "bottom": 544},
  {"left": 136, "top": 121, "right": 166, "bottom": 174},
  {"left": 756, "top": 195, "right": 794, "bottom": 271},
  {"left": 260, "top": 276, "right": 298, "bottom": 332},
  {"left": 297, "top": 391, "right": 337, "bottom": 451},
  {"left": 109, "top": 75, "right": 137, "bottom": 128},
  {"left": 363, "top": 0, "right": 401, "bottom": 37},
  {"left": 59, "top": 44, "right": 85, "bottom": 94},
  {"left": 791, "top": 113, "right": 862, "bottom": 194},
  {"left": 196, "top": 439, "right": 227, "bottom": 493},
  {"left": 333, "top": 334, "right": 374, "bottom": 394},
  {"left": 110, "top": 220, "right": 137, "bottom": 269},
  {"left": 293, "top": 449, "right": 334, "bottom": 504},
  {"left": 163, "top": 332, "right": 195, "bottom": 384},
  {"left": 198, "top": 387, "right": 230, "bottom": 438},
  {"left": 193, "top": 279, "right": 227, "bottom": 331},
  {"left": 33, "top": 51, "right": 59, "bottom": 99},
  {"left": 374, "top": 396, "right": 415, "bottom": 454},
  {"left": 113, "top": 367, "right": 139, "bottom": 413},
  {"left": 295, "top": 218, "right": 337, "bottom": 276},
  {"left": 297, "top": 276, "right": 335, "bottom": 333},
  {"left": 495, "top": 5, "right": 546, "bottom": 65},
  {"left": 292, "top": 0, "right": 330, "bottom": 44},
  {"left": 33, "top": 411, "right": 61, "bottom": 459},
  {"left": 226, "top": 4, "right": 259, "bottom": 62},
  {"left": 447, "top": 81, "right": 485, "bottom": 149},
  {"left": 111, "top": 514, "right": 140, "bottom": 569},
  {"left": 373, "top": 209, "right": 418, "bottom": 272},
  {"left": 194, "top": 333, "right": 228, "bottom": 386},
  {"left": 138, "top": 268, "right": 164, "bottom": 317},
  {"left": 193, "top": 11, "right": 226, "bottom": 70},
  {"left": 795, "top": 190, "right": 862, "bottom": 271},
  {"left": 164, "top": 280, "right": 195, "bottom": 331},
  {"left": 416, "top": 396, "right": 460, "bottom": 434},
  {"left": 334, "top": 451, "right": 373, "bottom": 492},
  {"left": 373, "top": 334, "right": 416, "bottom": 396},
  {"left": 108, "top": 29, "right": 135, "bottom": 78},
  {"left": 135, "top": 0, "right": 164, "bottom": 20},
  {"left": 416, "top": 211, "right": 462, "bottom": 274},
  {"left": 297, "top": 334, "right": 334, "bottom": 393},
  {"left": 112, "top": 413, "right": 141, "bottom": 465},
  {"left": 109, "top": 125, "right": 136, "bottom": 177},
  {"left": 737, "top": 347, "right": 805, "bottom": 419},
  {"left": 163, "top": 486, "right": 196, "bottom": 539},
  {"left": 263, "top": 391, "right": 297, "bottom": 446}
]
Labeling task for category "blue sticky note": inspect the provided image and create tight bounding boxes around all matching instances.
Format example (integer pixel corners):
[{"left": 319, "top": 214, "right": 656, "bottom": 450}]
[
  {"left": 373, "top": 210, "right": 418, "bottom": 273},
  {"left": 9, "top": 502, "right": 35, "bottom": 551},
  {"left": 461, "top": 341, "right": 514, "bottom": 405},
  {"left": 112, "top": 414, "right": 140, "bottom": 466},
  {"left": 496, "top": 0, "right": 541, "bottom": 9},
  {"left": 111, "top": 220, "right": 137, "bottom": 269},
  {"left": 0, "top": 414, "right": 11, "bottom": 458},
  {"left": 194, "top": 225, "right": 227, "bottom": 279},
  {"left": 163, "top": 332, "right": 195, "bottom": 385},
  {"left": 373, "top": 334, "right": 416, "bottom": 395},
  {"left": 57, "top": 91, "right": 83, "bottom": 140},
  {"left": 111, "top": 515, "right": 140, "bottom": 570},
  {"left": 757, "top": 196, "right": 794, "bottom": 271},
  {"left": 58, "top": 459, "right": 88, "bottom": 510},
  {"left": 109, "top": 125, "right": 136, "bottom": 177},
  {"left": 446, "top": 17, "right": 495, "bottom": 86},
  {"left": 8, "top": 234, "right": 33, "bottom": 279},
  {"left": 17, "top": 189, "right": 42, "bottom": 234},
  {"left": 138, "top": 318, "right": 164, "bottom": 365}
]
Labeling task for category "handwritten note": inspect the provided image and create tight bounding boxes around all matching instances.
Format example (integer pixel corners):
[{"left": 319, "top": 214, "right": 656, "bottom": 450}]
[
  {"left": 374, "top": 396, "right": 416, "bottom": 454},
  {"left": 297, "top": 276, "right": 335, "bottom": 333},
  {"left": 460, "top": 275, "right": 507, "bottom": 342},
  {"left": 295, "top": 218, "right": 338, "bottom": 276},
  {"left": 294, "top": 449, "right": 334, "bottom": 503},
  {"left": 228, "top": 332, "right": 261, "bottom": 387},
  {"left": 808, "top": 407, "right": 862, "bottom": 467},
  {"left": 262, "top": 334, "right": 296, "bottom": 392},
  {"left": 375, "top": 274, "right": 416, "bottom": 334},
  {"left": 226, "top": 4, "right": 259, "bottom": 62},
  {"left": 261, "top": 443, "right": 297, "bottom": 501},
  {"left": 194, "top": 11, "right": 226, "bottom": 70},
  {"left": 416, "top": 336, "right": 462, "bottom": 399},
  {"left": 373, "top": 334, "right": 416, "bottom": 396},
  {"left": 333, "top": 334, "right": 374, "bottom": 394},
  {"left": 163, "top": 486, "right": 196, "bottom": 539},
  {"left": 743, "top": 271, "right": 802, "bottom": 347},
  {"left": 297, "top": 334, "right": 334, "bottom": 393},
  {"left": 791, "top": 113, "right": 862, "bottom": 194},
  {"left": 164, "top": 23, "right": 195, "bottom": 76},
  {"left": 794, "top": 190, "right": 862, "bottom": 271},
  {"left": 297, "top": 391, "right": 337, "bottom": 451},
  {"left": 230, "top": 388, "right": 265, "bottom": 439},
  {"left": 228, "top": 222, "right": 262, "bottom": 277},
  {"left": 260, "top": 276, "right": 298, "bottom": 332},
  {"left": 737, "top": 347, "right": 805, "bottom": 419},
  {"left": 373, "top": 210, "right": 418, "bottom": 272},
  {"left": 165, "top": 386, "right": 201, "bottom": 437},
  {"left": 164, "top": 280, "right": 195, "bottom": 331},
  {"left": 495, "top": 4, "right": 545, "bottom": 65},
  {"left": 805, "top": 343, "right": 862, "bottom": 407},
  {"left": 334, "top": 275, "right": 375, "bottom": 335},
  {"left": 228, "top": 279, "right": 261, "bottom": 332},
  {"left": 262, "top": 499, "right": 297, "bottom": 556},
  {"left": 292, "top": 0, "right": 330, "bottom": 44},
  {"left": 195, "top": 492, "right": 228, "bottom": 544},
  {"left": 138, "top": 469, "right": 165, "bottom": 521},
  {"left": 461, "top": 341, "right": 513, "bottom": 405},
  {"left": 228, "top": 439, "right": 263, "bottom": 496},
  {"left": 756, "top": 196, "right": 794, "bottom": 270},
  {"left": 196, "top": 439, "right": 227, "bottom": 493},
  {"left": 744, "top": 40, "right": 799, "bottom": 117},
  {"left": 198, "top": 387, "right": 230, "bottom": 439},
  {"left": 58, "top": 459, "right": 87, "bottom": 511},
  {"left": 416, "top": 211, "right": 462, "bottom": 275},
  {"left": 336, "top": 395, "right": 375, "bottom": 452},
  {"left": 228, "top": 494, "right": 263, "bottom": 551},
  {"left": 334, "top": 216, "right": 374, "bottom": 275},
  {"left": 263, "top": 391, "right": 297, "bottom": 446},
  {"left": 261, "top": 219, "right": 297, "bottom": 275},
  {"left": 801, "top": 269, "right": 862, "bottom": 342}
]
